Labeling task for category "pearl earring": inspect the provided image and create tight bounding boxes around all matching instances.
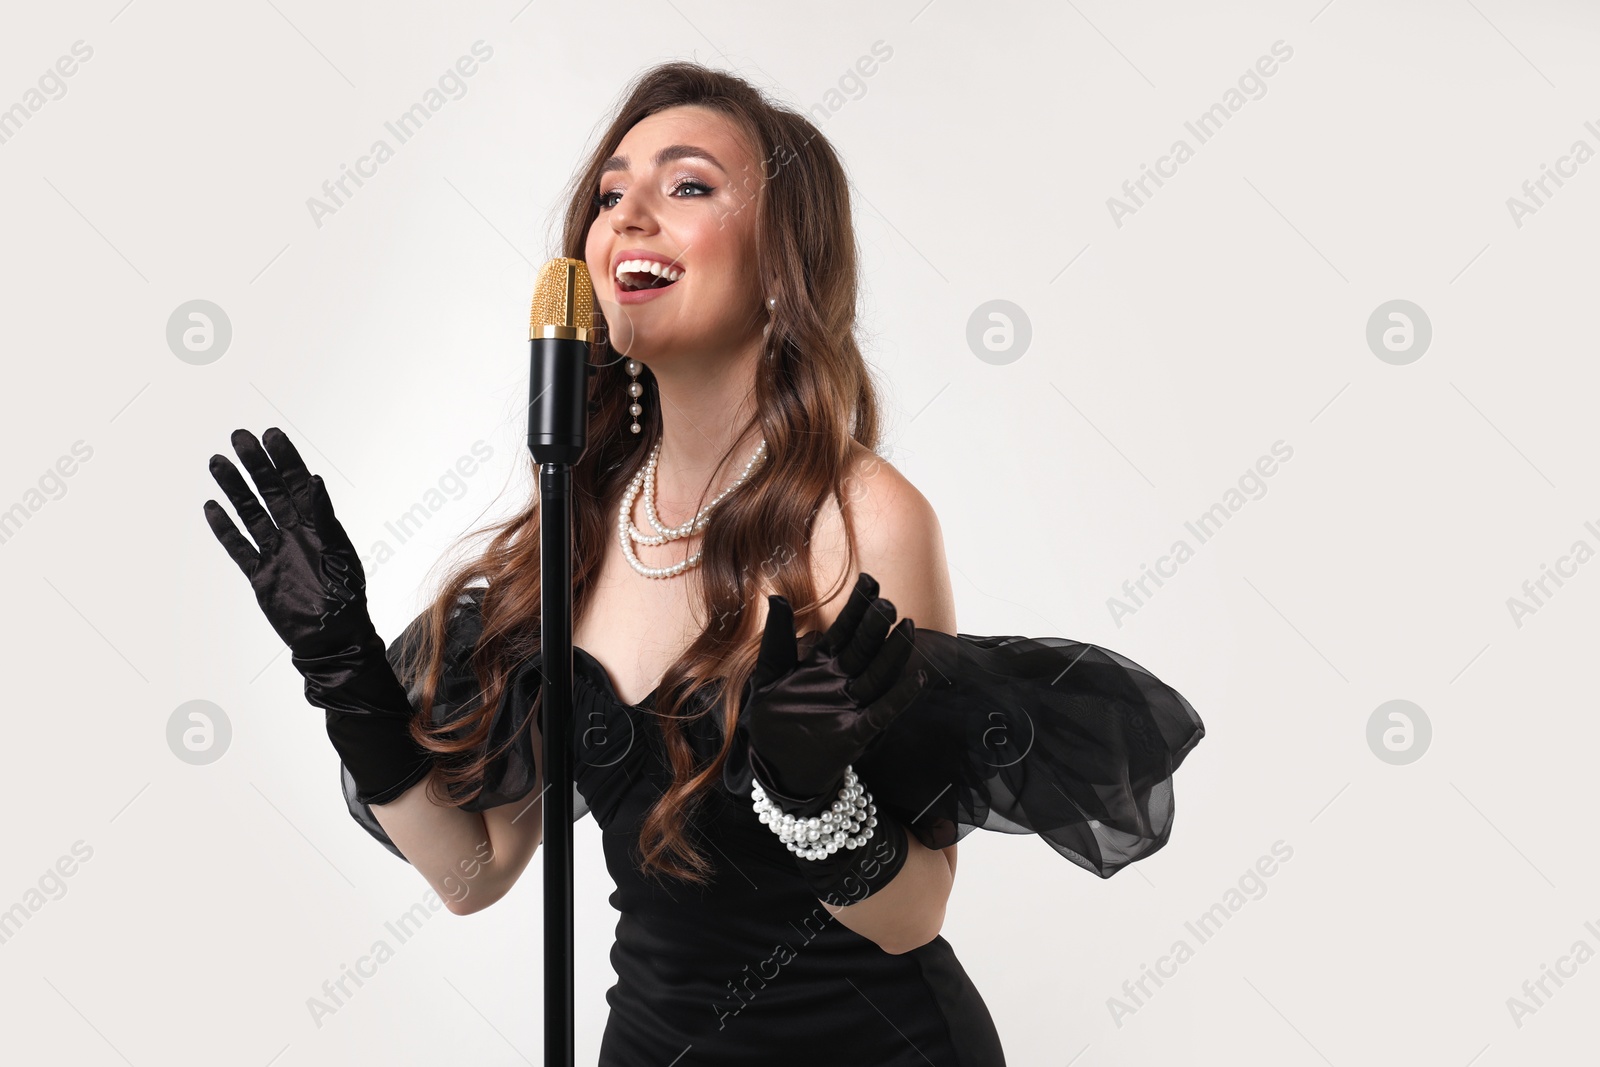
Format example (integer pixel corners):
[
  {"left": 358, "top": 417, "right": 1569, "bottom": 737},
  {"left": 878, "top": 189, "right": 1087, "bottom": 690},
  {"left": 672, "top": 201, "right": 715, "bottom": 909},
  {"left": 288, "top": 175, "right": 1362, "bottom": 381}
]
[
  {"left": 762, "top": 295, "right": 776, "bottom": 342},
  {"left": 625, "top": 358, "right": 644, "bottom": 434}
]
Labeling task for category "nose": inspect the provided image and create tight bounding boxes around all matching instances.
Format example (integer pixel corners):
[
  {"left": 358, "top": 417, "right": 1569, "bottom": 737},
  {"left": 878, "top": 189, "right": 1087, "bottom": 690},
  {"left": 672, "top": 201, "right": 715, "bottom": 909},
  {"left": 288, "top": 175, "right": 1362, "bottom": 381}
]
[{"left": 609, "top": 182, "right": 661, "bottom": 235}]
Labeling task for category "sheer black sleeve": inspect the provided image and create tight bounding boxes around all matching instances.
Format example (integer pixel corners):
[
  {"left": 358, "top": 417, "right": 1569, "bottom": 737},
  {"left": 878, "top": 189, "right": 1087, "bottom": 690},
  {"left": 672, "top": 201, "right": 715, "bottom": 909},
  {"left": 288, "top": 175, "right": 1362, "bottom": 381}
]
[
  {"left": 340, "top": 586, "right": 581, "bottom": 862},
  {"left": 726, "top": 627, "right": 1205, "bottom": 879}
]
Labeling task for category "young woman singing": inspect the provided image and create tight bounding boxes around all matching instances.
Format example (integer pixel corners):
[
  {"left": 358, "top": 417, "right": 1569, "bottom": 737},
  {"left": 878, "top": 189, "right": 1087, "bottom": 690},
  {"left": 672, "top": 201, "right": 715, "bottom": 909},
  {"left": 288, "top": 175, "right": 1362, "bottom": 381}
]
[{"left": 203, "top": 60, "right": 1204, "bottom": 1066}]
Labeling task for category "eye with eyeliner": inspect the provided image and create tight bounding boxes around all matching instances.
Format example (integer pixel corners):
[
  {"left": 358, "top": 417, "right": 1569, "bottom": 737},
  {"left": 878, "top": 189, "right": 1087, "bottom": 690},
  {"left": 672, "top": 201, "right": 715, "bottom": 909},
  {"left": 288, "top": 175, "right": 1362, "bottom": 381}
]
[{"left": 593, "top": 175, "right": 713, "bottom": 210}]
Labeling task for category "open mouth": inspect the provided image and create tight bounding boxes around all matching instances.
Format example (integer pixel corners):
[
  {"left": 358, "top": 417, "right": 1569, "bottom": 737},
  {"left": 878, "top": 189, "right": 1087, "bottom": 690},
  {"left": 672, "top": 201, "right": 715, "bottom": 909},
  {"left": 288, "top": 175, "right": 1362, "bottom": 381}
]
[{"left": 615, "top": 258, "right": 685, "bottom": 293}]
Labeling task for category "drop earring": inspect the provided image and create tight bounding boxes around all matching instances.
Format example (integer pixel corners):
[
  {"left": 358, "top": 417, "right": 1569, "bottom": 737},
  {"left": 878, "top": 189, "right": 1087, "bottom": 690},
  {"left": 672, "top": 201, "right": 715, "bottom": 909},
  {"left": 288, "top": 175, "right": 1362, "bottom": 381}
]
[
  {"left": 761, "top": 295, "right": 776, "bottom": 341},
  {"left": 626, "top": 358, "right": 644, "bottom": 434}
]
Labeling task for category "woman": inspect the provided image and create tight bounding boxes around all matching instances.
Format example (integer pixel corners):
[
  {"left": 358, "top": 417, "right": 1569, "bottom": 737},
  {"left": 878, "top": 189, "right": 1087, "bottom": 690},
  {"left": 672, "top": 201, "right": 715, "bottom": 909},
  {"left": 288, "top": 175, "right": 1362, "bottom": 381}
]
[{"left": 203, "top": 62, "right": 1204, "bottom": 1065}]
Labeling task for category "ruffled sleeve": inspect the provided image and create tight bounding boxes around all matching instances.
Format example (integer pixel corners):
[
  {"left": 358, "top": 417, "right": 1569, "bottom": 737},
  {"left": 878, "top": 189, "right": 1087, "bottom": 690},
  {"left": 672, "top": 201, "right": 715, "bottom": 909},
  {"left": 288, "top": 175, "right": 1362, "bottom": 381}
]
[
  {"left": 725, "top": 627, "right": 1204, "bottom": 879},
  {"left": 341, "top": 586, "right": 582, "bottom": 862}
]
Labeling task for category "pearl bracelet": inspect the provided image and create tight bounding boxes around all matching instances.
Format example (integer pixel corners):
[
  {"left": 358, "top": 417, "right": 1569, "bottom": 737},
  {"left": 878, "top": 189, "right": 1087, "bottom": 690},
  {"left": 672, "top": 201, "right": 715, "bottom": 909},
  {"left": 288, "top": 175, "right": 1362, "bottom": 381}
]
[{"left": 751, "top": 765, "right": 877, "bottom": 861}]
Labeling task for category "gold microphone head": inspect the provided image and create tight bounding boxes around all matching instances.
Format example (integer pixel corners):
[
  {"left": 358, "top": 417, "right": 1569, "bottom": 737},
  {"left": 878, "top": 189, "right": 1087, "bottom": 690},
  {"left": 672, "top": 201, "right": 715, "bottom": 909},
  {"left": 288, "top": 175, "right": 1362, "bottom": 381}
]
[{"left": 529, "top": 257, "right": 594, "bottom": 340}]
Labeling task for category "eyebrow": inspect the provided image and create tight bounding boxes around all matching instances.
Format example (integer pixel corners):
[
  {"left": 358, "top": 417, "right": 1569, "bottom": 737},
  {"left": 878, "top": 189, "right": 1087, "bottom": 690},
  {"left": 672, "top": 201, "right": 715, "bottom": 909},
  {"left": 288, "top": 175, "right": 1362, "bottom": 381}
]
[{"left": 599, "top": 144, "right": 727, "bottom": 178}]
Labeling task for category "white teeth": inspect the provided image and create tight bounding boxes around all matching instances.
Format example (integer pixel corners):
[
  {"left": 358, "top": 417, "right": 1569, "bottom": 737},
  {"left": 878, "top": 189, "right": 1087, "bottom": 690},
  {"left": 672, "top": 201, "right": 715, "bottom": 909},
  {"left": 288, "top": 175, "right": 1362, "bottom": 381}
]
[{"left": 614, "top": 258, "right": 684, "bottom": 283}]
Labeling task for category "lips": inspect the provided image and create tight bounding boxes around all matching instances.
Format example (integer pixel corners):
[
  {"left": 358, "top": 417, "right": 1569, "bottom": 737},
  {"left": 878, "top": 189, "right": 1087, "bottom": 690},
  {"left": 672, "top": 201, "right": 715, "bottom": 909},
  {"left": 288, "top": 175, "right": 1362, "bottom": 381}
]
[{"left": 612, "top": 251, "right": 686, "bottom": 294}]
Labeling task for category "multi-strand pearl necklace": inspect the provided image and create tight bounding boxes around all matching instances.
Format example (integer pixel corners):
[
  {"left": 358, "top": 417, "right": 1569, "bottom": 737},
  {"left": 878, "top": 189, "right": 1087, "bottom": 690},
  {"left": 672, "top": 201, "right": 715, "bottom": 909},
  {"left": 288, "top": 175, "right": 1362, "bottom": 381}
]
[{"left": 618, "top": 438, "right": 768, "bottom": 579}]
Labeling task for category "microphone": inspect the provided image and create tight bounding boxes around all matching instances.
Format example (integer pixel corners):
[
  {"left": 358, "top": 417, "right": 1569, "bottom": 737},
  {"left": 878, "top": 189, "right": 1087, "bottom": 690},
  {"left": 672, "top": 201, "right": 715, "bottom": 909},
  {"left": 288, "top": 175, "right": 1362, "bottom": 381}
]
[
  {"left": 527, "top": 256, "right": 597, "bottom": 465},
  {"left": 527, "top": 256, "right": 598, "bottom": 1065}
]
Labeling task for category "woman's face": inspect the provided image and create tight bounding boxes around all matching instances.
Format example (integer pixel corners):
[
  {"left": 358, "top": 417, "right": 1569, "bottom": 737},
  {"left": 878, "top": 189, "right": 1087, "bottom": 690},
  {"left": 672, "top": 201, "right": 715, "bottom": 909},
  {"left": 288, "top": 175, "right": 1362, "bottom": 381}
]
[{"left": 584, "top": 104, "right": 765, "bottom": 364}]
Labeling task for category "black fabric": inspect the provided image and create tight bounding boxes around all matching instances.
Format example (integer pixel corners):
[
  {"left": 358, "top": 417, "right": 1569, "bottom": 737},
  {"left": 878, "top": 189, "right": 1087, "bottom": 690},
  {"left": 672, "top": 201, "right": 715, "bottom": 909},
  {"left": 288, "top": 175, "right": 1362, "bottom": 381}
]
[
  {"left": 302, "top": 633, "right": 434, "bottom": 807},
  {"left": 205, "top": 426, "right": 438, "bottom": 804},
  {"left": 725, "top": 625, "right": 1206, "bottom": 879},
  {"left": 797, "top": 812, "right": 911, "bottom": 909},
  {"left": 747, "top": 747, "right": 839, "bottom": 818},
  {"left": 340, "top": 587, "right": 555, "bottom": 861},
  {"left": 853, "top": 628, "right": 1203, "bottom": 878},
  {"left": 204, "top": 427, "right": 378, "bottom": 660},
  {"left": 741, "top": 736, "right": 913, "bottom": 907},
  {"left": 339, "top": 587, "right": 1205, "bottom": 1061},
  {"left": 742, "top": 572, "right": 928, "bottom": 800}
]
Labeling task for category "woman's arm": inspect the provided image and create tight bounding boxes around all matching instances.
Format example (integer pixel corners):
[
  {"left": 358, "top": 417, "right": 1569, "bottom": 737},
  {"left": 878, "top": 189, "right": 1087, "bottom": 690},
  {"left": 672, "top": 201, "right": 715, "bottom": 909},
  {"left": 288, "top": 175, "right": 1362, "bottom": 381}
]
[
  {"left": 368, "top": 766, "right": 545, "bottom": 916},
  {"left": 801, "top": 446, "right": 962, "bottom": 953},
  {"left": 823, "top": 826, "right": 953, "bottom": 953}
]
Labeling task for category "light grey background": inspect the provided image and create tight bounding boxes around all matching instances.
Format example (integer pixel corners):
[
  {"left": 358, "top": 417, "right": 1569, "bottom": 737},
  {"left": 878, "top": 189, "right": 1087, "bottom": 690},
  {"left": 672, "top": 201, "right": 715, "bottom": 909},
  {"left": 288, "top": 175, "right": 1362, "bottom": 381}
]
[{"left": 2, "top": 0, "right": 1595, "bottom": 1063}]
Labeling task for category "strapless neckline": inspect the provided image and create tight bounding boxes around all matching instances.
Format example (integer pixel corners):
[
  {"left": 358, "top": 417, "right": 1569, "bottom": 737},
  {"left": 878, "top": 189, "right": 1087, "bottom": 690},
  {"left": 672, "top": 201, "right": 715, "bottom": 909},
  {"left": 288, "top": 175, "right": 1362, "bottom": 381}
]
[{"left": 570, "top": 644, "right": 662, "bottom": 709}]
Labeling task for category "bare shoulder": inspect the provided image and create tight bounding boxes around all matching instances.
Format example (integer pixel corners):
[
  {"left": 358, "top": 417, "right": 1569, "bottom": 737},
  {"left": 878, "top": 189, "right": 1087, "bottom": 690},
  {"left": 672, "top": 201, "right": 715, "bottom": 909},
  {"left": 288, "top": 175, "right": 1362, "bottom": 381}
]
[{"left": 801, "top": 442, "right": 957, "bottom": 635}]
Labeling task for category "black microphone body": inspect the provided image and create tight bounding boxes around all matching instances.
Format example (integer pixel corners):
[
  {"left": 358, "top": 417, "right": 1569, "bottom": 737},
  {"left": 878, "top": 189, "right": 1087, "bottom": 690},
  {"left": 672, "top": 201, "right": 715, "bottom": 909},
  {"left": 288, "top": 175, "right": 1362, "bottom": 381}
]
[{"left": 528, "top": 335, "right": 594, "bottom": 464}]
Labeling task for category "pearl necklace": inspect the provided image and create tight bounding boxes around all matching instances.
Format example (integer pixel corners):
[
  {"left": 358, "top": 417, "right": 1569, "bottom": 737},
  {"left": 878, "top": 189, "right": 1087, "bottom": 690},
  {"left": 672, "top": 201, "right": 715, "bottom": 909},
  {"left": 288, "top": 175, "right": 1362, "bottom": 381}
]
[{"left": 618, "top": 438, "right": 768, "bottom": 579}]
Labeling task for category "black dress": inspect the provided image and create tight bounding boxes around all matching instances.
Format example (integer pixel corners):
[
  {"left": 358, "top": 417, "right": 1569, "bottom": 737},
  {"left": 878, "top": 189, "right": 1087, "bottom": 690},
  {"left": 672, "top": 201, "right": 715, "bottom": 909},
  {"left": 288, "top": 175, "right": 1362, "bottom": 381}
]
[{"left": 342, "top": 588, "right": 1205, "bottom": 1065}]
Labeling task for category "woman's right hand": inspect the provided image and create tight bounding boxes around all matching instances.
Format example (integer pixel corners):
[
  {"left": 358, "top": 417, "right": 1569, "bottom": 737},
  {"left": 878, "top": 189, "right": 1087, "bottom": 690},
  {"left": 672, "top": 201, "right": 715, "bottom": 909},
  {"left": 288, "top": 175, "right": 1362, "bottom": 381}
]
[{"left": 203, "top": 427, "right": 377, "bottom": 659}]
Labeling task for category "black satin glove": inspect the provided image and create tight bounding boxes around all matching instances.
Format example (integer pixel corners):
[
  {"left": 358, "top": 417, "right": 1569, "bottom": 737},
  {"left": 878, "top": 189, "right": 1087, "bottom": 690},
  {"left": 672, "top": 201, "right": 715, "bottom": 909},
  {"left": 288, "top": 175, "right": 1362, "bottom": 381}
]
[
  {"left": 204, "top": 427, "right": 431, "bottom": 805},
  {"left": 742, "top": 571, "right": 929, "bottom": 819}
]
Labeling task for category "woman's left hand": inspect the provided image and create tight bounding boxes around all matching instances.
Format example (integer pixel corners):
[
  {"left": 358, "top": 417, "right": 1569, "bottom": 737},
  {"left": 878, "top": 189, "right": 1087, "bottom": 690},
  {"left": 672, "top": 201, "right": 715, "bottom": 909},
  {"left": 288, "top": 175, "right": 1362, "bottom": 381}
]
[{"left": 742, "top": 572, "right": 929, "bottom": 809}]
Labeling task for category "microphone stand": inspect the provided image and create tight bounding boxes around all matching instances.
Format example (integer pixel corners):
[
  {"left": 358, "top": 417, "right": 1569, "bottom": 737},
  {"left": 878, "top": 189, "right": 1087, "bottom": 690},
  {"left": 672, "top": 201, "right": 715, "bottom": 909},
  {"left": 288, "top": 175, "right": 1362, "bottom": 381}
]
[{"left": 527, "top": 260, "right": 597, "bottom": 1067}]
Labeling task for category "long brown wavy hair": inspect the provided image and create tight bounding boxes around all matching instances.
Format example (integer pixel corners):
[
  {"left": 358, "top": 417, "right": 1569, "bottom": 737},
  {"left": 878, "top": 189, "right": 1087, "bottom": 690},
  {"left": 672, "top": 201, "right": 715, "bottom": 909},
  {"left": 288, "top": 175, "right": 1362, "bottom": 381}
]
[{"left": 397, "top": 61, "right": 884, "bottom": 884}]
